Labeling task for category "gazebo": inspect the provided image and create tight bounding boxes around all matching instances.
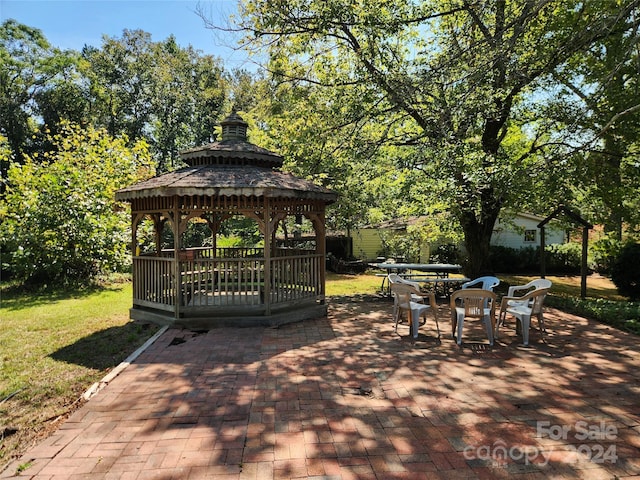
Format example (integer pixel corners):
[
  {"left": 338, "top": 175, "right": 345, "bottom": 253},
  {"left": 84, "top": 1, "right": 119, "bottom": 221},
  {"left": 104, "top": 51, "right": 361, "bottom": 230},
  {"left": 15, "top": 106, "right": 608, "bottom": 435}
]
[{"left": 116, "top": 113, "right": 337, "bottom": 328}]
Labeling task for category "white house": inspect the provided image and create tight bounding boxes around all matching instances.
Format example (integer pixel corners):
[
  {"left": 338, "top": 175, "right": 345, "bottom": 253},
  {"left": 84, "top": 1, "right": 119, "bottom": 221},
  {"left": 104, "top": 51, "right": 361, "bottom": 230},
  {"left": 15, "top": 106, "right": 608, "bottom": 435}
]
[{"left": 491, "top": 212, "right": 565, "bottom": 249}]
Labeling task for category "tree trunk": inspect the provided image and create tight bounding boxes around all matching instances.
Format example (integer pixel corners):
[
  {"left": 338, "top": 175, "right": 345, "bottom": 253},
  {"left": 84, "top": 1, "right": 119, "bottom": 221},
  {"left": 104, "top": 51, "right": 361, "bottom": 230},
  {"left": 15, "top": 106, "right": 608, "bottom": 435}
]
[{"left": 458, "top": 197, "right": 501, "bottom": 278}]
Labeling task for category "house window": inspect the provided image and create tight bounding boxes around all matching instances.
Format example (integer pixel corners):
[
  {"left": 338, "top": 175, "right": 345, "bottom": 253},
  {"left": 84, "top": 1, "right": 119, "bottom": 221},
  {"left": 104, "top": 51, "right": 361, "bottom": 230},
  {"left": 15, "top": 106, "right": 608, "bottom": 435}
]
[{"left": 524, "top": 229, "right": 536, "bottom": 243}]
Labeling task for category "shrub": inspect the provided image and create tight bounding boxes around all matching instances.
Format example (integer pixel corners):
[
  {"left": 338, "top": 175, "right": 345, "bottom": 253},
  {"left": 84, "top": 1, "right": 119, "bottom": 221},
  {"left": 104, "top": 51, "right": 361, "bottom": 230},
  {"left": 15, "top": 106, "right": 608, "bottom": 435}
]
[
  {"left": 490, "top": 246, "right": 536, "bottom": 273},
  {"left": 589, "top": 234, "right": 623, "bottom": 274},
  {"left": 489, "top": 244, "right": 582, "bottom": 274},
  {"left": 430, "top": 243, "right": 462, "bottom": 264},
  {"left": 611, "top": 243, "right": 640, "bottom": 301},
  {"left": 0, "top": 123, "right": 153, "bottom": 286},
  {"left": 545, "top": 242, "right": 582, "bottom": 274}
]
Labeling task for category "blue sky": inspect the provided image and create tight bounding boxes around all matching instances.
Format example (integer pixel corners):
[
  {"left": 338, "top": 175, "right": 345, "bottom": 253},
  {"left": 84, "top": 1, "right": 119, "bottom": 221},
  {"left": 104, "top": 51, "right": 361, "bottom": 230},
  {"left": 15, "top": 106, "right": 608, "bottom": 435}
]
[{"left": 1, "top": 0, "right": 254, "bottom": 69}]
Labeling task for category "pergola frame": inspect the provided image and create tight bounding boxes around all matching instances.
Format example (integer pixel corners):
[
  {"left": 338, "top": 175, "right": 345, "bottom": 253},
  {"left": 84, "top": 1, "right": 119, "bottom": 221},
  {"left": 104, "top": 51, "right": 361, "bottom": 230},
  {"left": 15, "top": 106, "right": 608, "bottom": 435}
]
[{"left": 538, "top": 205, "right": 593, "bottom": 299}]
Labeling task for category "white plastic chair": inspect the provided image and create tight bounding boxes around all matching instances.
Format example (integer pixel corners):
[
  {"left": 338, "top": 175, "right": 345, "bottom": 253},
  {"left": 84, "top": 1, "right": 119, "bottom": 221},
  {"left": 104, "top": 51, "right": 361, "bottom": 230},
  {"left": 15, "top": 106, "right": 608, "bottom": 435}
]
[
  {"left": 388, "top": 273, "right": 422, "bottom": 290},
  {"left": 497, "top": 288, "right": 550, "bottom": 346},
  {"left": 462, "top": 276, "right": 499, "bottom": 309},
  {"left": 462, "top": 276, "right": 500, "bottom": 291},
  {"left": 390, "top": 282, "right": 440, "bottom": 339},
  {"left": 450, "top": 288, "right": 496, "bottom": 346},
  {"left": 498, "top": 278, "right": 552, "bottom": 325},
  {"left": 388, "top": 274, "right": 424, "bottom": 322},
  {"left": 506, "top": 278, "right": 552, "bottom": 298}
]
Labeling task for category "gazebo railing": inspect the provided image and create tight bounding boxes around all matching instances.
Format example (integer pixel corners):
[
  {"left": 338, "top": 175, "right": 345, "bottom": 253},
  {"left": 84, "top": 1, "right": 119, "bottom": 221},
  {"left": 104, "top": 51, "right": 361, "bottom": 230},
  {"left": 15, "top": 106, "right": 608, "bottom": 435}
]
[
  {"left": 132, "top": 250, "right": 324, "bottom": 314},
  {"left": 132, "top": 256, "right": 175, "bottom": 310},
  {"left": 271, "top": 254, "right": 323, "bottom": 302},
  {"left": 181, "top": 257, "right": 265, "bottom": 307}
]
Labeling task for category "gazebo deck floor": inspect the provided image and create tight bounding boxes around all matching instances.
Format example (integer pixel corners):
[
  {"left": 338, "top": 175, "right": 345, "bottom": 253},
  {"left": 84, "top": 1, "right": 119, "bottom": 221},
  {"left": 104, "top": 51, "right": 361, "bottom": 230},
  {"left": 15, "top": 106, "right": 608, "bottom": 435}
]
[{"left": 187, "top": 291, "right": 261, "bottom": 307}]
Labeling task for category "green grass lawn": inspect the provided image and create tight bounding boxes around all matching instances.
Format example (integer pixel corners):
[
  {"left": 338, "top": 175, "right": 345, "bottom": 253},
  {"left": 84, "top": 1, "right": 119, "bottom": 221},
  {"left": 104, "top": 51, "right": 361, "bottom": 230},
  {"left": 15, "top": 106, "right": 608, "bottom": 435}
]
[
  {"left": 497, "top": 274, "right": 625, "bottom": 300},
  {"left": 327, "top": 272, "right": 626, "bottom": 301},
  {"left": 325, "top": 272, "right": 383, "bottom": 296},
  {"left": 0, "top": 283, "right": 161, "bottom": 470},
  {"left": 0, "top": 272, "right": 636, "bottom": 471}
]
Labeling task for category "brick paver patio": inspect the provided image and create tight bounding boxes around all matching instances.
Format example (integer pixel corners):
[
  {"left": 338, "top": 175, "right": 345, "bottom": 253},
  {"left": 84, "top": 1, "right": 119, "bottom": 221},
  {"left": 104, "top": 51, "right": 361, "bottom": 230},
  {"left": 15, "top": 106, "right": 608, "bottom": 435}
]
[{"left": 2, "top": 295, "right": 640, "bottom": 479}]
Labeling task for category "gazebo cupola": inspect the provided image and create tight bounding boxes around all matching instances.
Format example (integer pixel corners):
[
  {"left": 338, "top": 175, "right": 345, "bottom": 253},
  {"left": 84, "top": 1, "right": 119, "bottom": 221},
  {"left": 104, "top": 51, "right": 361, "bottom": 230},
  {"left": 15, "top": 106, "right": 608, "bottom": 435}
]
[
  {"left": 220, "top": 111, "right": 247, "bottom": 141},
  {"left": 116, "top": 112, "right": 337, "bottom": 328}
]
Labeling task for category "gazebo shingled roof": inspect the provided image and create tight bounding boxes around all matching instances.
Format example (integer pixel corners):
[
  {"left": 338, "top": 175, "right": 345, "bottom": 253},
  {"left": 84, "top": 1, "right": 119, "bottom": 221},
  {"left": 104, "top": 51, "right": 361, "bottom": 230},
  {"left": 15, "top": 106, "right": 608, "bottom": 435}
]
[
  {"left": 116, "top": 112, "right": 336, "bottom": 203},
  {"left": 180, "top": 139, "right": 283, "bottom": 168},
  {"left": 115, "top": 165, "right": 336, "bottom": 201}
]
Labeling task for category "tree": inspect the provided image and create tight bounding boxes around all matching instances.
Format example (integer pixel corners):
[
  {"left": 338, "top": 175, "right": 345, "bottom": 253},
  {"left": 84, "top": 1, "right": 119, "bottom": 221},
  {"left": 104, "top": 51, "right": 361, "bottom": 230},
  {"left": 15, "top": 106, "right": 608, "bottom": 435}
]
[
  {"left": 83, "top": 30, "right": 228, "bottom": 171},
  {"left": 211, "top": 0, "right": 640, "bottom": 276},
  {"left": 0, "top": 20, "right": 80, "bottom": 167},
  {"left": 82, "top": 30, "right": 156, "bottom": 140},
  {"left": 191, "top": 54, "right": 228, "bottom": 146},
  {"left": 149, "top": 36, "right": 227, "bottom": 171},
  {"left": 227, "top": 68, "right": 262, "bottom": 113},
  {"left": 244, "top": 76, "right": 403, "bottom": 234},
  {"left": 553, "top": 22, "right": 640, "bottom": 239},
  {"left": 0, "top": 122, "right": 153, "bottom": 285}
]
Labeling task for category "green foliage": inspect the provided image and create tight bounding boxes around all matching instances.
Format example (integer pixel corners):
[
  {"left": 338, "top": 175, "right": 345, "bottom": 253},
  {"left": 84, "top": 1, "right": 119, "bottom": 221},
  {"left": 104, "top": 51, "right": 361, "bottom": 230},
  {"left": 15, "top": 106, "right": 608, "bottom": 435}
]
[
  {"left": 378, "top": 230, "right": 419, "bottom": 262},
  {"left": 589, "top": 234, "right": 625, "bottom": 274},
  {"left": 0, "top": 123, "right": 153, "bottom": 286},
  {"left": 155, "top": 216, "right": 263, "bottom": 250},
  {"left": 180, "top": 221, "right": 214, "bottom": 249},
  {"left": 429, "top": 244, "right": 463, "bottom": 264},
  {"left": 231, "top": 0, "right": 640, "bottom": 277},
  {"left": 216, "top": 235, "right": 253, "bottom": 248},
  {"left": 219, "top": 216, "right": 262, "bottom": 246},
  {"left": 545, "top": 242, "right": 582, "bottom": 273},
  {"left": 490, "top": 246, "right": 539, "bottom": 273},
  {"left": 375, "top": 216, "right": 463, "bottom": 262},
  {"left": 246, "top": 79, "right": 393, "bottom": 232},
  {"left": 490, "top": 244, "right": 581, "bottom": 274},
  {"left": 0, "top": 19, "right": 81, "bottom": 165},
  {"left": 611, "top": 243, "right": 640, "bottom": 301},
  {"left": 2, "top": 22, "right": 231, "bottom": 174},
  {"left": 546, "top": 295, "right": 640, "bottom": 335},
  {"left": 82, "top": 30, "right": 227, "bottom": 171},
  {"left": 556, "top": 18, "right": 640, "bottom": 238}
]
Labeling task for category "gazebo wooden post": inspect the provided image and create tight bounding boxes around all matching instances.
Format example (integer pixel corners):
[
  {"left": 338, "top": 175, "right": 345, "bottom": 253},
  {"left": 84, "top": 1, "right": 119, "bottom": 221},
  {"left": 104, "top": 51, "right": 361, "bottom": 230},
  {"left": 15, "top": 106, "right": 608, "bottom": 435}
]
[
  {"left": 211, "top": 219, "right": 217, "bottom": 255},
  {"left": 316, "top": 211, "right": 327, "bottom": 298},
  {"left": 263, "top": 197, "right": 272, "bottom": 315},
  {"left": 202, "top": 215, "right": 217, "bottom": 256},
  {"left": 154, "top": 215, "right": 163, "bottom": 256},
  {"left": 173, "top": 199, "right": 181, "bottom": 320},
  {"left": 130, "top": 214, "right": 139, "bottom": 307},
  {"left": 131, "top": 213, "right": 139, "bottom": 257}
]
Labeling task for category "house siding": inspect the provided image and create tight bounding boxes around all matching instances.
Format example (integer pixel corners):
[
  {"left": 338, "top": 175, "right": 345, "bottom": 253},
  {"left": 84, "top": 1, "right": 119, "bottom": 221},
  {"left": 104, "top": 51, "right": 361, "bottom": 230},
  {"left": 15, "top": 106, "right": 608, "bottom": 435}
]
[
  {"left": 352, "top": 228, "right": 430, "bottom": 262},
  {"left": 491, "top": 215, "right": 565, "bottom": 249},
  {"left": 352, "top": 229, "right": 384, "bottom": 260}
]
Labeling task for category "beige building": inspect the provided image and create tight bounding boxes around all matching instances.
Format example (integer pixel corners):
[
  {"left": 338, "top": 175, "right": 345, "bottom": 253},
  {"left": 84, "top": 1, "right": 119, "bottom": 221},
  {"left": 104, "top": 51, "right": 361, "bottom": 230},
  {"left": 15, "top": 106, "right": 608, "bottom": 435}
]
[{"left": 351, "top": 217, "right": 430, "bottom": 262}]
